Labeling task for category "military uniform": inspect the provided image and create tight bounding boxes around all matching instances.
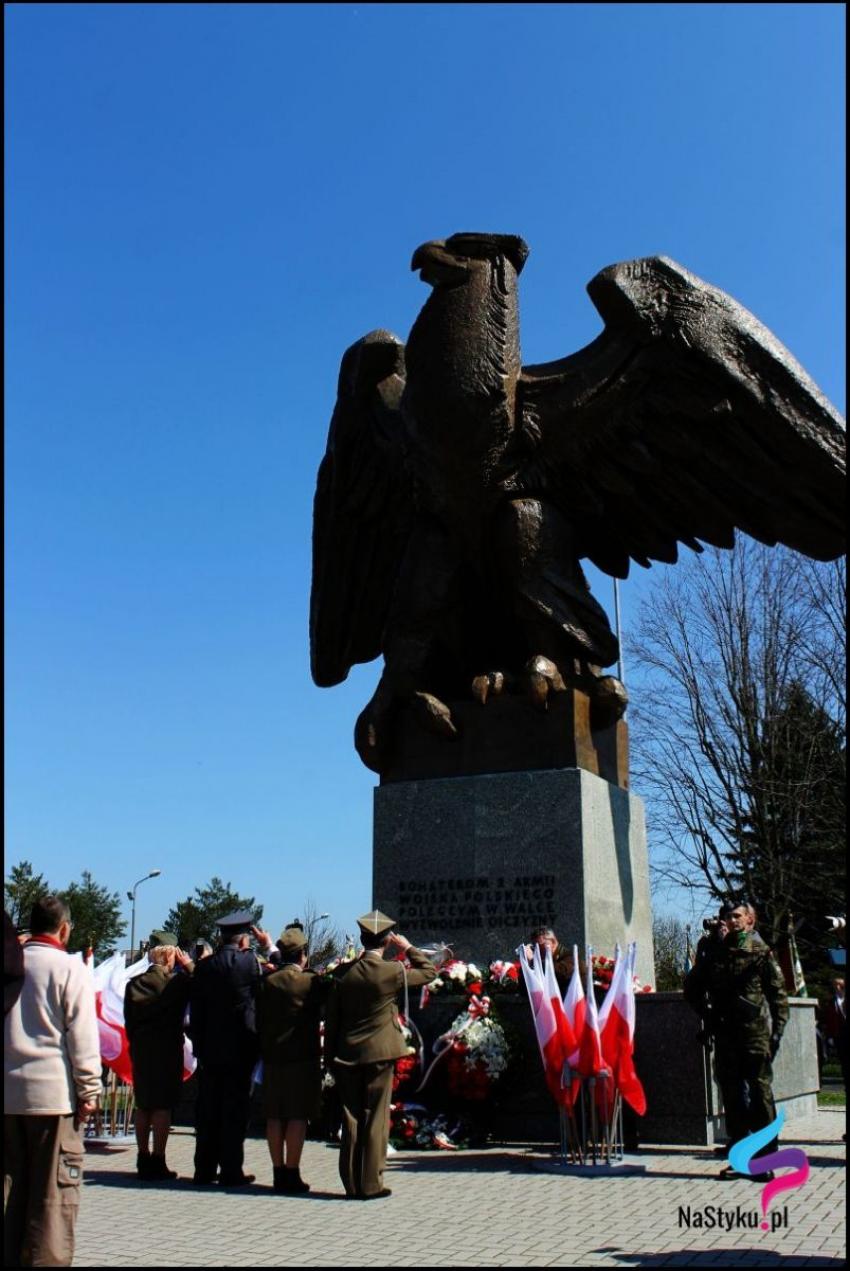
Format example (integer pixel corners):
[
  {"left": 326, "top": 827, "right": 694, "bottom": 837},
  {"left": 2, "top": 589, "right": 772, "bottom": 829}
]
[
  {"left": 685, "top": 929, "right": 789, "bottom": 1157},
  {"left": 188, "top": 911, "right": 260, "bottom": 1186},
  {"left": 124, "top": 961, "right": 193, "bottom": 1111},
  {"left": 258, "top": 937, "right": 328, "bottom": 1123},
  {"left": 325, "top": 911, "right": 436, "bottom": 1199}
]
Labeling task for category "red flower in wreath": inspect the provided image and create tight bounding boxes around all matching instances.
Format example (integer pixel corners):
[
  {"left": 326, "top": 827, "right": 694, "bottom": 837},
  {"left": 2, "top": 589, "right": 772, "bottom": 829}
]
[{"left": 393, "top": 1054, "right": 418, "bottom": 1092}]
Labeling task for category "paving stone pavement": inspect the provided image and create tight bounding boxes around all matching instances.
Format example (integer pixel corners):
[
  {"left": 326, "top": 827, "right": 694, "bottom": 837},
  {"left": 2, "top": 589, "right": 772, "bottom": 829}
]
[{"left": 73, "top": 1110, "right": 846, "bottom": 1267}]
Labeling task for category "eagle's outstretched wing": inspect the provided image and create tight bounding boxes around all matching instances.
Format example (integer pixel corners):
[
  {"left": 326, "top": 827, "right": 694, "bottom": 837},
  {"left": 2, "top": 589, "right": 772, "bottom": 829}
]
[
  {"left": 517, "top": 256, "right": 845, "bottom": 578},
  {"left": 310, "top": 330, "right": 413, "bottom": 687}
]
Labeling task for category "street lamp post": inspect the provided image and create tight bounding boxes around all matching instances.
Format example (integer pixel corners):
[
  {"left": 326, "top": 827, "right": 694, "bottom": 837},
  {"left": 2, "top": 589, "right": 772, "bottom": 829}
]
[{"left": 127, "top": 870, "right": 162, "bottom": 960}]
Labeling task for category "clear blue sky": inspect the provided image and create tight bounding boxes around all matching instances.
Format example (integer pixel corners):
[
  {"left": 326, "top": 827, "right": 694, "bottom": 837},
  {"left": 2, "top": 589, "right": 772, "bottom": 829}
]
[{"left": 5, "top": 4, "right": 845, "bottom": 946}]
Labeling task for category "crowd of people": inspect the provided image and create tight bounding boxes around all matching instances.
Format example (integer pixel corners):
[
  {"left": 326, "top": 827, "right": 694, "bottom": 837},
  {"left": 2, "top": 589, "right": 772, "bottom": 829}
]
[
  {"left": 3, "top": 897, "right": 438, "bottom": 1266},
  {"left": 4, "top": 891, "right": 845, "bottom": 1266}
]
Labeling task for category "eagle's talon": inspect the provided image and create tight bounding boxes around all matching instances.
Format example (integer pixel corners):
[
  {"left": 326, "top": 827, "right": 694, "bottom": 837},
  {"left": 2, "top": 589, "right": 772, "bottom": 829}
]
[
  {"left": 524, "top": 656, "right": 566, "bottom": 710},
  {"left": 471, "top": 671, "right": 508, "bottom": 705},
  {"left": 412, "top": 692, "right": 457, "bottom": 738}
]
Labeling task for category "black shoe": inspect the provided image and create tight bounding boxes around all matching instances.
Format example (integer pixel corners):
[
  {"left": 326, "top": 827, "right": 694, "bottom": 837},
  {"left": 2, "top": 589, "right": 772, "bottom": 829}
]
[
  {"left": 136, "top": 1151, "right": 154, "bottom": 1180},
  {"left": 272, "top": 1166, "right": 287, "bottom": 1193},
  {"left": 282, "top": 1166, "right": 310, "bottom": 1194},
  {"left": 148, "top": 1155, "right": 177, "bottom": 1180},
  {"left": 220, "top": 1173, "right": 256, "bottom": 1188},
  {"left": 360, "top": 1187, "right": 392, "bottom": 1200},
  {"left": 749, "top": 1170, "right": 775, "bottom": 1183},
  {"left": 193, "top": 1173, "right": 218, "bottom": 1185}
]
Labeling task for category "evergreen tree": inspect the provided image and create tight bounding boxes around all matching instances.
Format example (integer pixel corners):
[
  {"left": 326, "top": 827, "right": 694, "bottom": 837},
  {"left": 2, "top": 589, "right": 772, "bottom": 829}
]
[
  {"left": 4, "top": 860, "right": 50, "bottom": 930},
  {"left": 162, "top": 876, "right": 263, "bottom": 947},
  {"left": 59, "top": 870, "right": 126, "bottom": 956},
  {"left": 731, "top": 681, "right": 846, "bottom": 956}
]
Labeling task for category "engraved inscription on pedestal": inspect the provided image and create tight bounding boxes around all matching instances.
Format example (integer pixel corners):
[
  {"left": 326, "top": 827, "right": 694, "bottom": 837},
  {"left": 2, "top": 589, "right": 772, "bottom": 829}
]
[
  {"left": 374, "top": 766, "right": 655, "bottom": 983},
  {"left": 397, "top": 873, "right": 558, "bottom": 933}
]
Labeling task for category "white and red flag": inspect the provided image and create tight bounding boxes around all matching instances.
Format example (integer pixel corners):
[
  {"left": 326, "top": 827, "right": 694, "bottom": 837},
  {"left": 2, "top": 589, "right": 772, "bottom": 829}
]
[
  {"left": 517, "top": 944, "right": 571, "bottom": 1108},
  {"left": 576, "top": 946, "right": 605, "bottom": 1078},
  {"left": 89, "top": 951, "right": 197, "bottom": 1086},
  {"left": 563, "top": 943, "right": 586, "bottom": 1056},
  {"left": 599, "top": 942, "right": 646, "bottom": 1115},
  {"left": 543, "top": 944, "right": 580, "bottom": 1105},
  {"left": 90, "top": 951, "right": 143, "bottom": 1086}
]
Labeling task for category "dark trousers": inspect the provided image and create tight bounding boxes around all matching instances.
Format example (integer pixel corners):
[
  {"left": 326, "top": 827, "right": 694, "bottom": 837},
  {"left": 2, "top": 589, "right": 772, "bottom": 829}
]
[
  {"left": 194, "top": 1060, "right": 255, "bottom": 1182},
  {"left": 334, "top": 1060, "right": 394, "bottom": 1198},
  {"left": 714, "top": 1040, "right": 778, "bottom": 1157}
]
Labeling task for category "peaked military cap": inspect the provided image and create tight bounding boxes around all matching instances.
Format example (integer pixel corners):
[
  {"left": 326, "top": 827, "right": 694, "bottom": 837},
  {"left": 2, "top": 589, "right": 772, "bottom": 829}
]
[
  {"left": 216, "top": 909, "right": 254, "bottom": 935},
  {"left": 277, "top": 925, "right": 308, "bottom": 952},
  {"left": 148, "top": 929, "right": 178, "bottom": 948},
  {"left": 356, "top": 909, "right": 395, "bottom": 938}
]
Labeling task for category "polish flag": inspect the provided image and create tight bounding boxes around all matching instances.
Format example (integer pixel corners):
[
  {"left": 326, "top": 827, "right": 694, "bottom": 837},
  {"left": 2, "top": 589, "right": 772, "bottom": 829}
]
[
  {"left": 90, "top": 951, "right": 143, "bottom": 1086},
  {"left": 563, "top": 944, "right": 586, "bottom": 1064},
  {"left": 517, "top": 945, "right": 570, "bottom": 1108},
  {"left": 543, "top": 946, "right": 580, "bottom": 1105},
  {"left": 576, "top": 947, "right": 605, "bottom": 1078},
  {"left": 599, "top": 943, "right": 646, "bottom": 1115},
  {"left": 89, "top": 951, "right": 197, "bottom": 1086}
]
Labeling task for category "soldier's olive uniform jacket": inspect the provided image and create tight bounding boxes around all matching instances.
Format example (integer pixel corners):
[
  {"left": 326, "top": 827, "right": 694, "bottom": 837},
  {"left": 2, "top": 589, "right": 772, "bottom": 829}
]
[
  {"left": 257, "top": 966, "right": 328, "bottom": 1065},
  {"left": 325, "top": 948, "right": 437, "bottom": 1065},
  {"left": 124, "top": 965, "right": 193, "bottom": 1065},
  {"left": 684, "top": 931, "right": 789, "bottom": 1054}
]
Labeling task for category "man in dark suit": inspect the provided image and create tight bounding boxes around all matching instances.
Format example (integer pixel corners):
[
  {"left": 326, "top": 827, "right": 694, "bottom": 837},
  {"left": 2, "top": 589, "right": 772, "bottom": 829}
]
[
  {"left": 188, "top": 910, "right": 261, "bottom": 1187},
  {"left": 325, "top": 910, "right": 436, "bottom": 1200}
]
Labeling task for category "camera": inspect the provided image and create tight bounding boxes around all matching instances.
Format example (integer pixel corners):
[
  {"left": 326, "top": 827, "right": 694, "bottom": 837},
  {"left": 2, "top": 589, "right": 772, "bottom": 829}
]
[{"left": 702, "top": 917, "right": 721, "bottom": 933}]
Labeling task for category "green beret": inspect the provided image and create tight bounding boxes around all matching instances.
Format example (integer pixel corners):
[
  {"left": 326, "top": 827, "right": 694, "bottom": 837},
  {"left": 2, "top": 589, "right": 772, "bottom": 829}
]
[{"left": 149, "top": 929, "right": 178, "bottom": 948}]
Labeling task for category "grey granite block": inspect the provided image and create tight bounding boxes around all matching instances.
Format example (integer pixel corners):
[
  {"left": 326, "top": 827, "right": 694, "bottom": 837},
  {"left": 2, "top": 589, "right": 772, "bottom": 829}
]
[{"left": 373, "top": 767, "right": 655, "bottom": 984}]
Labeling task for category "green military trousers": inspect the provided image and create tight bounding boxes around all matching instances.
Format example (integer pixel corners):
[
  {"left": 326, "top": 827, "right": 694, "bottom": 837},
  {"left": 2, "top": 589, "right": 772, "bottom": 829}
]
[
  {"left": 714, "top": 1037, "right": 778, "bottom": 1156},
  {"left": 334, "top": 1059, "right": 395, "bottom": 1198}
]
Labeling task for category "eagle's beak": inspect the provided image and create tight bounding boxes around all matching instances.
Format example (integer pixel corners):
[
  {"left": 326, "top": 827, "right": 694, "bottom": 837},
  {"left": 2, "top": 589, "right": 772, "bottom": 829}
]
[{"left": 411, "top": 240, "right": 446, "bottom": 271}]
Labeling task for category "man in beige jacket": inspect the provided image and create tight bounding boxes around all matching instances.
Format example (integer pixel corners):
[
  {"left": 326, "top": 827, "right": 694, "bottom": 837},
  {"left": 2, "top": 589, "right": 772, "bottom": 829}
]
[
  {"left": 4, "top": 895, "right": 101, "bottom": 1267},
  {"left": 325, "top": 910, "right": 436, "bottom": 1200}
]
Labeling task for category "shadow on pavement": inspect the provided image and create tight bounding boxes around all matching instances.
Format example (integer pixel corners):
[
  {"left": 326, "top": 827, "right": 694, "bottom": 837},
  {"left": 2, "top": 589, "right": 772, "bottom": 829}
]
[
  {"left": 597, "top": 1251, "right": 843, "bottom": 1267},
  {"left": 82, "top": 1172, "right": 349, "bottom": 1202}
]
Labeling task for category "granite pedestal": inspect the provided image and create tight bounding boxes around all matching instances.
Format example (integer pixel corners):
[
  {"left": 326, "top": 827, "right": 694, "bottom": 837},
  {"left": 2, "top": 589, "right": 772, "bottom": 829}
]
[
  {"left": 397, "top": 992, "right": 820, "bottom": 1147},
  {"left": 373, "top": 766, "right": 654, "bottom": 985}
]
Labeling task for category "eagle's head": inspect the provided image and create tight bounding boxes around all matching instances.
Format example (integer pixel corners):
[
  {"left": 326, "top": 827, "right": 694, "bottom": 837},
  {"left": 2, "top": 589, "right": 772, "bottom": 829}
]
[{"left": 411, "top": 232, "right": 529, "bottom": 288}]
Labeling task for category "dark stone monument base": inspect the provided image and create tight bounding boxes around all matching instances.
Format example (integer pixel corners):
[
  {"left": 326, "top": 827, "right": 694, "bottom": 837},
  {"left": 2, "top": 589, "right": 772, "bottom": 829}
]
[
  {"left": 400, "top": 992, "right": 820, "bottom": 1148},
  {"left": 373, "top": 766, "right": 654, "bottom": 985}
]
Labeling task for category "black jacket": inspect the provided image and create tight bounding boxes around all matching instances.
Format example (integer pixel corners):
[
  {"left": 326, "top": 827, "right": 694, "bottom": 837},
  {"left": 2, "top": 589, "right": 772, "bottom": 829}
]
[{"left": 189, "top": 944, "right": 260, "bottom": 1067}]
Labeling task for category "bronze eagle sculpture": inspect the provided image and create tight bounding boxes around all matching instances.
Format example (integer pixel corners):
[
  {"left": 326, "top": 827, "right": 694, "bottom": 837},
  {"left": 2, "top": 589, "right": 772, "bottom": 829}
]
[{"left": 310, "top": 233, "right": 845, "bottom": 773}]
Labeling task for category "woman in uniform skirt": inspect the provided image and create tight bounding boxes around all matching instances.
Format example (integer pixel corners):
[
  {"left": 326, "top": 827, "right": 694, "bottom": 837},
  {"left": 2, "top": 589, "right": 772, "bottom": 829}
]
[{"left": 124, "top": 935, "right": 194, "bottom": 1180}]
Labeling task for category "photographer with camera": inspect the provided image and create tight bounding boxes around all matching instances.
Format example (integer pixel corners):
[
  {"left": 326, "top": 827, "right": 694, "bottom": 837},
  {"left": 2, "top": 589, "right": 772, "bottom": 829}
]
[{"left": 684, "top": 902, "right": 788, "bottom": 1182}]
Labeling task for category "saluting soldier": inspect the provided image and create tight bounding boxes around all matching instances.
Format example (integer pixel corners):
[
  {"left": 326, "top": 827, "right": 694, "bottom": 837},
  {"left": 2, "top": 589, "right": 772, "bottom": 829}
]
[
  {"left": 684, "top": 902, "right": 789, "bottom": 1181},
  {"left": 257, "top": 924, "right": 329, "bottom": 1194},
  {"left": 188, "top": 910, "right": 261, "bottom": 1187},
  {"left": 124, "top": 928, "right": 194, "bottom": 1181},
  {"left": 325, "top": 910, "right": 436, "bottom": 1200}
]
